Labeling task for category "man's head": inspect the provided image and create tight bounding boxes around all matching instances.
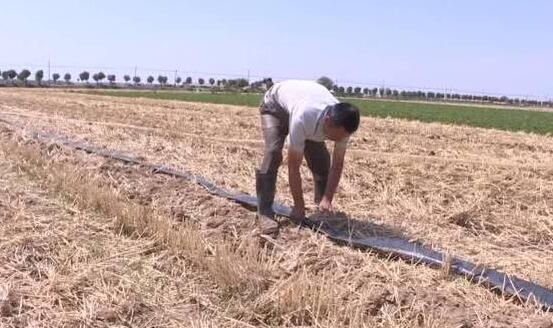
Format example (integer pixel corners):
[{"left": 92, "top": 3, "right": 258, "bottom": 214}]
[{"left": 322, "top": 102, "right": 360, "bottom": 141}]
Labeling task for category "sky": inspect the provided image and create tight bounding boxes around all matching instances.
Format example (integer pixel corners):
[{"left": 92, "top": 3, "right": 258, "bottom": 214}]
[{"left": 1, "top": 1, "right": 552, "bottom": 98}]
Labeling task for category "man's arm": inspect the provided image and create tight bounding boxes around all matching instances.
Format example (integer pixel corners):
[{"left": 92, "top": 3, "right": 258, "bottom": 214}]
[
  {"left": 319, "top": 145, "right": 346, "bottom": 210},
  {"left": 288, "top": 149, "right": 305, "bottom": 218}
]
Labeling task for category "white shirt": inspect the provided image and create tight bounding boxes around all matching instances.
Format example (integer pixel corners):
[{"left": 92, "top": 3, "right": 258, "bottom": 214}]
[{"left": 265, "top": 80, "right": 349, "bottom": 152}]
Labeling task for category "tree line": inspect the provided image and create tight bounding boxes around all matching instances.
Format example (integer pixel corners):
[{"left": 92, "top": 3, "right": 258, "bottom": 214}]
[
  {"left": 0, "top": 69, "right": 72, "bottom": 85},
  {"left": 0, "top": 68, "right": 253, "bottom": 89},
  {"left": 0, "top": 68, "right": 549, "bottom": 107},
  {"left": 316, "top": 76, "right": 551, "bottom": 107}
]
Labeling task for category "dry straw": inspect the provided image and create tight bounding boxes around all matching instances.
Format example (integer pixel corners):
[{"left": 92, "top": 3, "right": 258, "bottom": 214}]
[{"left": 0, "top": 88, "right": 552, "bottom": 327}]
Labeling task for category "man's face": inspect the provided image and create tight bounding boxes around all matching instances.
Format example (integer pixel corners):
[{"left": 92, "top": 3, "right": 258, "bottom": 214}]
[{"left": 322, "top": 116, "right": 349, "bottom": 141}]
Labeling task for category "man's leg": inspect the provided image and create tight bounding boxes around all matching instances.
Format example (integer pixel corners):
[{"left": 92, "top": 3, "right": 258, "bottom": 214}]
[
  {"left": 304, "top": 140, "right": 331, "bottom": 204},
  {"left": 259, "top": 114, "right": 286, "bottom": 175},
  {"left": 256, "top": 113, "right": 286, "bottom": 235}
]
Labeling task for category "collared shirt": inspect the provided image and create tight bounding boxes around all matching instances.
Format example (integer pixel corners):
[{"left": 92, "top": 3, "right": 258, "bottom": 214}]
[{"left": 265, "top": 80, "right": 349, "bottom": 153}]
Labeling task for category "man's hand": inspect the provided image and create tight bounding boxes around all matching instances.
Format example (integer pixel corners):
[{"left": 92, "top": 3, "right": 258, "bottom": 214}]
[
  {"left": 290, "top": 205, "right": 305, "bottom": 221},
  {"left": 318, "top": 196, "right": 333, "bottom": 213},
  {"left": 318, "top": 144, "right": 346, "bottom": 214}
]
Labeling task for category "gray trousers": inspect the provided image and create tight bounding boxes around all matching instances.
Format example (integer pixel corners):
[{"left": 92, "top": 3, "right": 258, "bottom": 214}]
[{"left": 258, "top": 100, "right": 330, "bottom": 201}]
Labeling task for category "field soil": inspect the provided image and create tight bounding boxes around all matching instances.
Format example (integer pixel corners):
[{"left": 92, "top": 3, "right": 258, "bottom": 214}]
[{"left": 1, "top": 88, "right": 552, "bottom": 327}]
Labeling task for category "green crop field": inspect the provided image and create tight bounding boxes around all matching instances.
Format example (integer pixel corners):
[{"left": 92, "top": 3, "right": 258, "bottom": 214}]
[{"left": 88, "top": 90, "right": 553, "bottom": 135}]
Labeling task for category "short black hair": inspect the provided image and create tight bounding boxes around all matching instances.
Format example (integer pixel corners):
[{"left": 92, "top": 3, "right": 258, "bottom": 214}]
[{"left": 328, "top": 102, "right": 360, "bottom": 133}]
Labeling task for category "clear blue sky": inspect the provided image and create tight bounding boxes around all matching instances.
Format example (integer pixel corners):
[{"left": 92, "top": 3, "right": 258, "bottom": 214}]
[{"left": 1, "top": 1, "right": 551, "bottom": 98}]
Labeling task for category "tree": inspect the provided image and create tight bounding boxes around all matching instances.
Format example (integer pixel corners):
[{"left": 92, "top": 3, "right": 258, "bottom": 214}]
[
  {"left": 91, "top": 72, "right": 106, "bottom": 84},
  {"left": 198, "top": 78, "right": 205, "bottom": 85},
  {"left": 92, "top": 72, "right": 106, "bottom": 84},
  {"left": 354, "top": 87, "right": 361, "bottom": 95},
  {"left": 338, "top": 86, "right": 345, "bottom": 94},
  {"left": 2, "top": 71, "right": 9, "bottom": 81},
  {"left": 18, "top": 69, "right": 31, "bottom": 82},
  {"left": 132, "top": 76, "right": 141, "bottom": 85},
  {"left": 185, "top": 76, "right": 192, "bottom": 84},
  {"left": 317, "top": 76, "right": 334, "bottom": 90},
  {"left": 64, "top": 73, "right": 71, "bottom": 83},
  {"left": 35, "top": 70, "right": 44, "bottom": 85},
  {"left": 346, "top": 86, "right": 353, "bottom": 94},
  {"left": 235, "top": 78, "right": 249, "bottom": 88},
  {"left": 209, "top": 78, "right": 215, "bottom": 86},
  {"left": 2, "top": 69, "right": 16, "bottom": 85},
  {"left": 147, "top": 76, "right": 154, "bottom": 84},
  {"left": 225, "top": 78, "right": 249, "bottom": 88},
  {"left": 157, "top": 75, "right": 168, "bottom": 86},
  {"left": 124, "top": 75, "right": 131, "bottom": 84},
  {"left": 362, "top": 87, "right": 369, "bottom": 96},
  {"left": 263, "top": 77, "right": 274, "bottom": 89},
  {"left": 52, "top": 73, "right": 60, "bottom": 82},
  {"left": 79, "top": 71, "right": 90, "bottom": 83},
  {"left": 175, "top": 76, "right": 182, "bottom": 85},
  {"left": 107, "top": 74, "right": 116, "bottom": 84}
]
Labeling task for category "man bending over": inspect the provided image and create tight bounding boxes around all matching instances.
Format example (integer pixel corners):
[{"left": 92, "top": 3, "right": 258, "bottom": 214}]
[{"left": 255, "top": 80, "right": 360, "bottom": 235}]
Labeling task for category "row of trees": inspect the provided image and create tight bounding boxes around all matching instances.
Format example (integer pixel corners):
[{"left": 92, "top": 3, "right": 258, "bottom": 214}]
[
  {"left": 0, "top": 69, "right": 548, "bottom": 107},
  {"left": 0, "top": 68, "right": 249, "bottom": 88},
  {"left": 112, "top": 74, "right": 250, "bottom": 88},
  {"left": 316, "top": 76, "right": 551, "bottom": 107},
  {"left": 1, "top": 69, "right": 33, "bottom": 83},
  {"left": 330, "top": 85, "right": 547, "bottom": 106},
  {"left": 0, "top": 69, "right": 73, "bottom": 84}
]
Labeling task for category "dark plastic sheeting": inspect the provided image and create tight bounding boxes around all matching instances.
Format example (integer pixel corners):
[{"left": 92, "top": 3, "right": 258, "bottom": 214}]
[{"left": 2, "top": 120, "right": 552, "bottom": 311}]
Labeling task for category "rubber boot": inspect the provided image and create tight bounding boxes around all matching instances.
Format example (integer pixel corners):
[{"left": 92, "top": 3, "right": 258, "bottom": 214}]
[
  {"left": 313, "top": 174, "right": 327, "bottom": 204},
  {"left": 255, "top": 170, "right": 279, "bottom": 235}
]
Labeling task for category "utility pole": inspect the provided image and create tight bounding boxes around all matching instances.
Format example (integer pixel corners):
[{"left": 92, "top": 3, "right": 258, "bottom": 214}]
[
  {"left": 134, "top": 65, "right": 137, "bottom": 78},
  {"left": 48, "top": 57, "right": 51, "bottom": 85},
  {"left": 174, "top": 69, "right": 177, "bottom": 87}
]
